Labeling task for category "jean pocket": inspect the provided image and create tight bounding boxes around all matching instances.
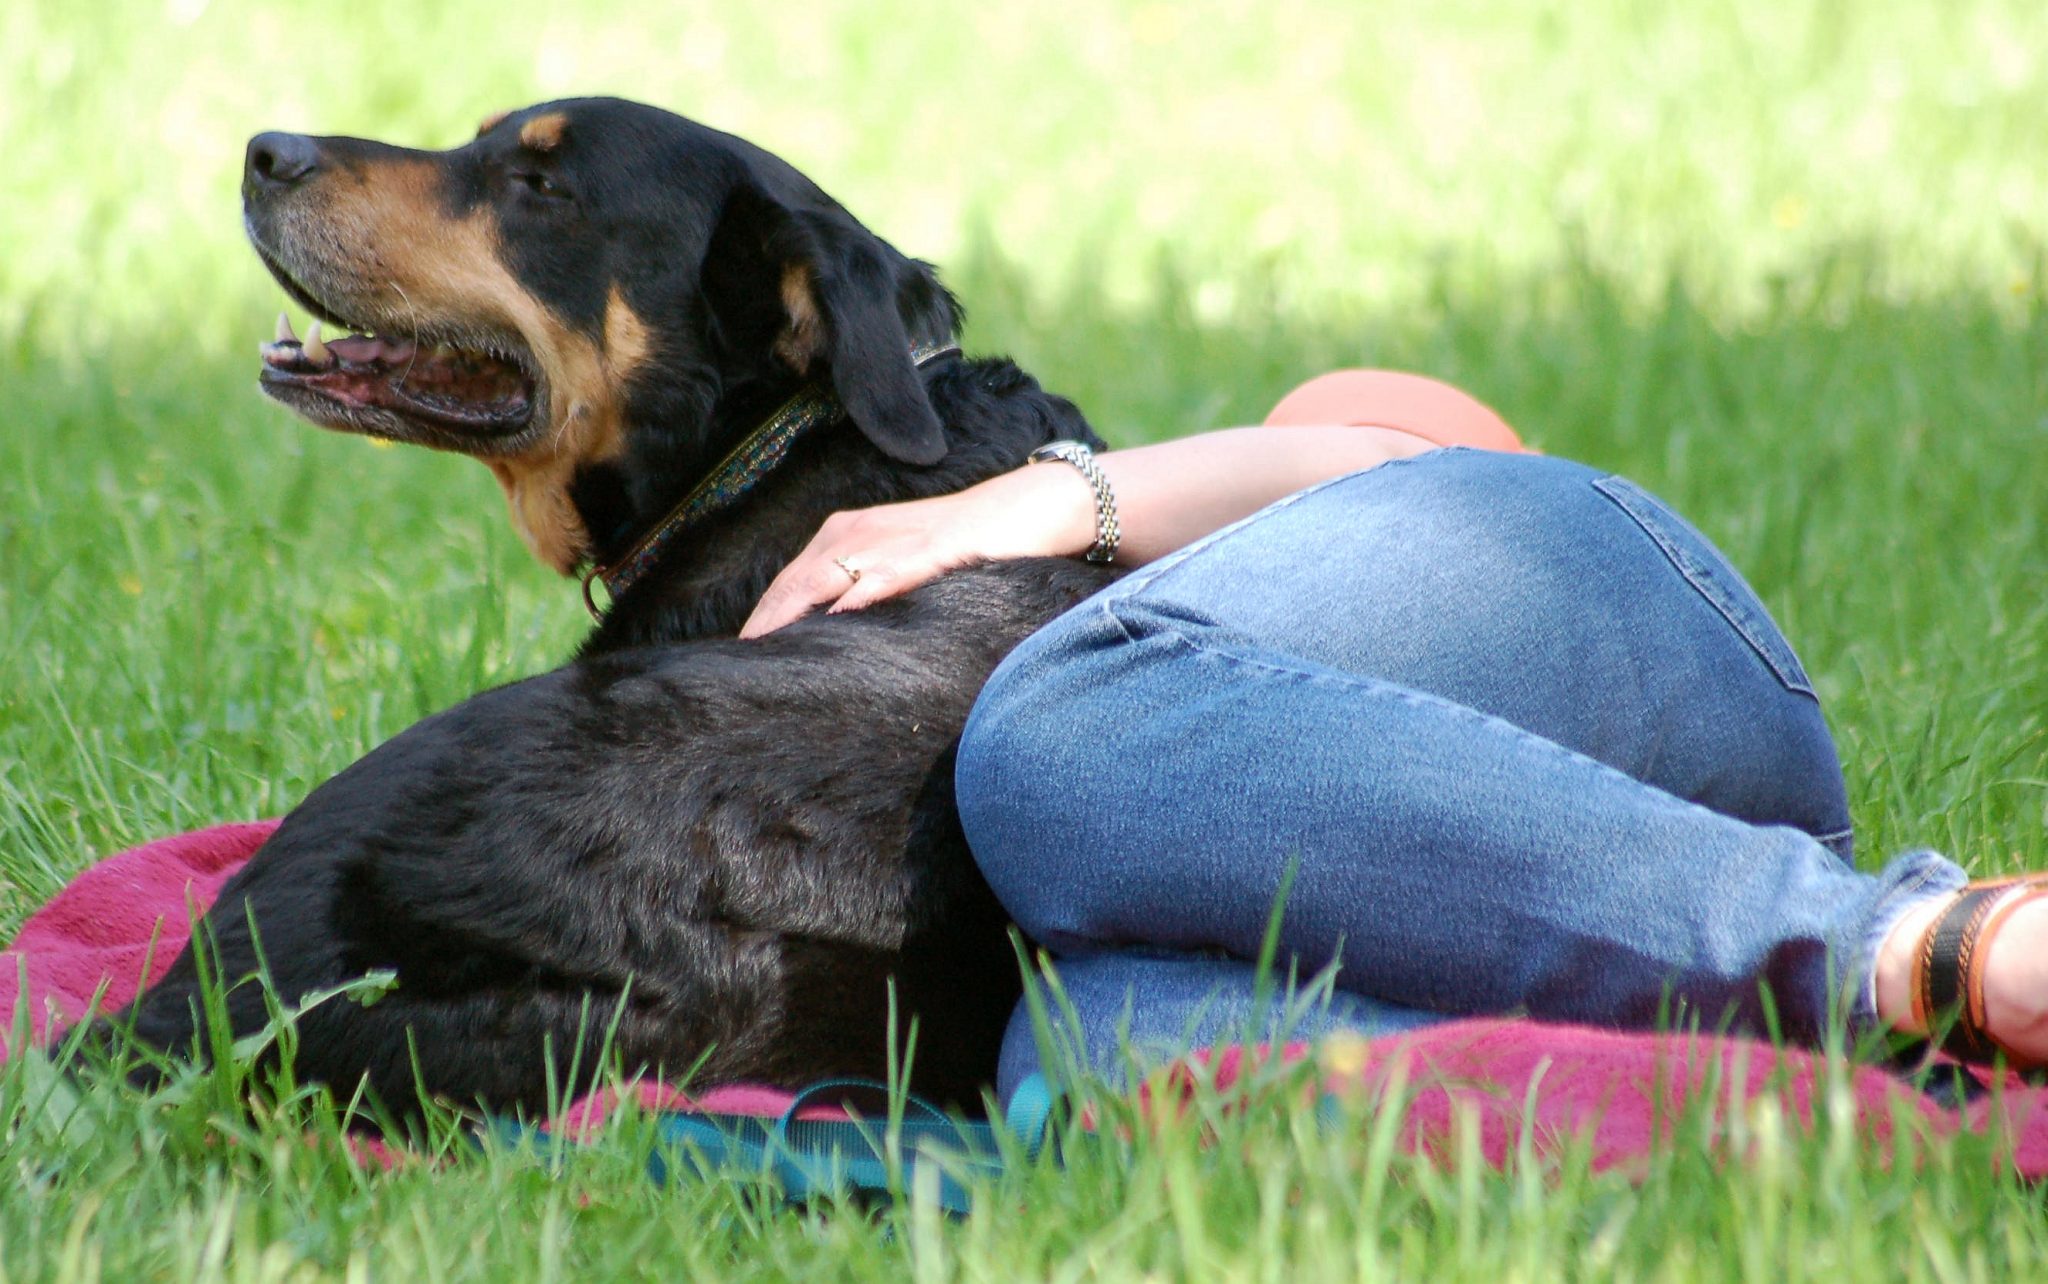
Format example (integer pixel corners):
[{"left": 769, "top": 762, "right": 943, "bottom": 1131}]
[{"left": 1592, "top": 475, "right": 1815, "bottom": 697}]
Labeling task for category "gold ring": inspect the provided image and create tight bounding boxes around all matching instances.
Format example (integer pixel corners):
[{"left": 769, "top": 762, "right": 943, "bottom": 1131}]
[{"left": 832, "top": 556, "right": 862, "bottom": 584}]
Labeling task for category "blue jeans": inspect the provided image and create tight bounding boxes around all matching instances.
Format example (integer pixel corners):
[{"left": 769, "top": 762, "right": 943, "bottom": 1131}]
[{"left": 955, "top": 449, "right": 1966, "bottom": 1100}]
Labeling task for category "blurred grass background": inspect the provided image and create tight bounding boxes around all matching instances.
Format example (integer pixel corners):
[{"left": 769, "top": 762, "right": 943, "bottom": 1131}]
[{"left": 2, "top": 1, "right": 2047, "bottom": 1275}]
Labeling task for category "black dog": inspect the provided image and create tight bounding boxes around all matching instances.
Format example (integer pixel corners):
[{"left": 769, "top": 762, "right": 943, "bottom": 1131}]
[{"left": 98, "top": 98, "right": 1119, "bottom": 1115}]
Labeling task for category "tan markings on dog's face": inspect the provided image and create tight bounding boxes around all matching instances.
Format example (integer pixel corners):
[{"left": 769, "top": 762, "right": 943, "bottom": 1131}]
[
  {"left": 604, "top": 284, "right": 653, "bottom": 374},
  {"left": 318, "top": 160, "right": 652, "bottom": 572},
  {"left": 479, "top": 286, "right": 656, "bottom": 573},
  {"left": 773, "top": 263, "right": 822, "bottom": 374},
  {"left": 518, "top": 113, "right": 568, "bottom": 152}
]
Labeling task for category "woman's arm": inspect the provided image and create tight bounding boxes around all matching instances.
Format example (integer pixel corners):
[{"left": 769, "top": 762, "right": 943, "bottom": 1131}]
[{"left": 738, "top": 424, "right": 1436, "bottom": 638}]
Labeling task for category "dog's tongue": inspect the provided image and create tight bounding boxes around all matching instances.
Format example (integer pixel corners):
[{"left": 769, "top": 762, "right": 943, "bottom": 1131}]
[
  {"left": 327, "top": 335, "right": 417, "bottom": 365},
  {"left": 260, "top": 316, "right": 421, "bottom": 372}
]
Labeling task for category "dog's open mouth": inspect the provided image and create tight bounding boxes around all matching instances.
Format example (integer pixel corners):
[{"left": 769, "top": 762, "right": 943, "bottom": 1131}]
[{"left": 260, "top": 313, "right": 537, "bottom": 436}]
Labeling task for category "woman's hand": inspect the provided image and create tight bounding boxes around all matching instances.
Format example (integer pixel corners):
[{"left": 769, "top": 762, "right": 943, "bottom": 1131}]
[{"left": 739, "top": 462, "right": 1098, "bottom": 638}]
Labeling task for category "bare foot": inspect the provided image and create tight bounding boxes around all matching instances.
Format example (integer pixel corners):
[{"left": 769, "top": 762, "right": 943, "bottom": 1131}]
[{"left": 1874, "top": 890, "right": 2048, "bottom": 1066}]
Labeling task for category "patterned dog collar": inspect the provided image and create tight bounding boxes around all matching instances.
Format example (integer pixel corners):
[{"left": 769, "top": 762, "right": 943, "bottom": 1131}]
[{"left": 582, "top": 341, "right": 961, "bottom": 619}]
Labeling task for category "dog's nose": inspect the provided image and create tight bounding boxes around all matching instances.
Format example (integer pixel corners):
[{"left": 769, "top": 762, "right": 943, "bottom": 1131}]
[{"left": 245, "top": 132, "right": 321, "bottom": 190}]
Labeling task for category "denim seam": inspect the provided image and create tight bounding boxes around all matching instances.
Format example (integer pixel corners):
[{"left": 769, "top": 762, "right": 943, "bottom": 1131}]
[
  {"left": 1099, "top": 595, "right": 1138, "bottom": 646},
  {"left": 1590, "top": 476, "right": 1816, "bottom": 699}
]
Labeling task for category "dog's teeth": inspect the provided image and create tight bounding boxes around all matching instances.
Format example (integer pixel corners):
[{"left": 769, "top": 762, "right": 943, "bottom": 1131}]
[
  {"left": 303, "top": 321, "right": 332, "bottom": 367},
  {"left": 275, "top": 312, "right": 296, "bottom": 343}
]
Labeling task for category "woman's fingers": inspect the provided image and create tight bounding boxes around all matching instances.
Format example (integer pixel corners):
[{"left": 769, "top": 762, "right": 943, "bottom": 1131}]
[
  {"left": 824, "top": 559, "right": 918, "bottom": 616},
  {"left": 741, "top": 522, "right": 850, "bottom": 637},
  {"left": 741, "top": 550, "right": 857, "bottom": 638},
  {"left": 741, "top": 490, "right": 1024, "bottom": 638},
  {"left": 741, "top": 531, "right": 961, "bottom": 639}
]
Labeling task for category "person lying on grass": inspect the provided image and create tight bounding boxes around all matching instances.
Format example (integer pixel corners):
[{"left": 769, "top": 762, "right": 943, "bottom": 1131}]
[{"left": 741, "top": 370, "right": 2047, "bottom": 1101}]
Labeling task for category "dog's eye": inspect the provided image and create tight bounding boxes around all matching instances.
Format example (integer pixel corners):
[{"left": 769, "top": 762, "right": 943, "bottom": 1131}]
[{"left": 515, "top": 171, "right": 569, "bottom": 200}]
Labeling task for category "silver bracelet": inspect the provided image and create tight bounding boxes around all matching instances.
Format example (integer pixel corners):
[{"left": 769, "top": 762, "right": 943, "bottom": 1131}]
[{"left": 1028, "top": 439, "right": 1121, "bottom": 564}]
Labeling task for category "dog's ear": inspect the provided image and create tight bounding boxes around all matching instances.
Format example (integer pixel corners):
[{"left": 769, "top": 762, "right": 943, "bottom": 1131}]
[{"left": 703, "top": 183, "right": 949, "bottom": 466}]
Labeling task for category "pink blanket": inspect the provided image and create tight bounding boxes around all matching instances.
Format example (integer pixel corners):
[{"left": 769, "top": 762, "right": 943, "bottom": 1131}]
[{"left": 8, "top": 822, "right": 2048, "bottom": 1174}]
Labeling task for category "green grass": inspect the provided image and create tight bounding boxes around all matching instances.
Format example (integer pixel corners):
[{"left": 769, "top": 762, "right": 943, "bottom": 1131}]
[{"left": 4, "top": 0, "right": 2047, "bottom": 1277}]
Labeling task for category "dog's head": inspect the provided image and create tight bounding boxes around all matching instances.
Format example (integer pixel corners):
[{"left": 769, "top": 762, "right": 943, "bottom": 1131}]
[{"left": 243, "top": 98, "right": 958, "bottom": 572}]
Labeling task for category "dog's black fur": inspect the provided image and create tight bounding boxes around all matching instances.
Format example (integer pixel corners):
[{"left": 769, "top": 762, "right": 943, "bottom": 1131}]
[{"left": 98, "top": 99, "right": 1120, "bottom": 1115}]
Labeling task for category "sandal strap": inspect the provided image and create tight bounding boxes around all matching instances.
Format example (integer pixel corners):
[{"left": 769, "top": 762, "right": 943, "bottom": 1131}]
[{"left": 1913, "top": 876, "right": 2048, "bottom": 1065}]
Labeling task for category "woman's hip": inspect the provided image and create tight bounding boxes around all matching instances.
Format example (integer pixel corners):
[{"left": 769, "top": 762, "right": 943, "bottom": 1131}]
[{"left": 973, "top": 448, "right": 1852, "bottom": 852}]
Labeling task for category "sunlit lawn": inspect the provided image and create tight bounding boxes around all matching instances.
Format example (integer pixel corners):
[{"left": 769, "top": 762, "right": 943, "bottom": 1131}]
[{"left": 2, "top": 0, "right": 2046, "bottom": 1277}]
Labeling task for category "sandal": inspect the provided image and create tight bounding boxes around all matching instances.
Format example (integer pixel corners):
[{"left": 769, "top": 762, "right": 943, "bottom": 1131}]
[{"left": 1910, "top": 875, "right": 2048, "bottom": 1072}]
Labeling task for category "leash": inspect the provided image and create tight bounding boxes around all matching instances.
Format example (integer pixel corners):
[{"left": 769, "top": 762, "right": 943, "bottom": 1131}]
[{"left": 581, "top": 341, "right": 962, "bottom": 620}]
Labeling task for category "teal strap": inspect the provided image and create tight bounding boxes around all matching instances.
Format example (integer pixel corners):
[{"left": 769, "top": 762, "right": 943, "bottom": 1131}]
[
  {"left": 751, "top": 1079, "right": 1008, "bottom": 1212},
  {"left": 494, "top": 1073, "right": 1064, "bottom": 1213},
  {"left": 1003, "top": 1072, "right": 1057, "bottom": 1155}
]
